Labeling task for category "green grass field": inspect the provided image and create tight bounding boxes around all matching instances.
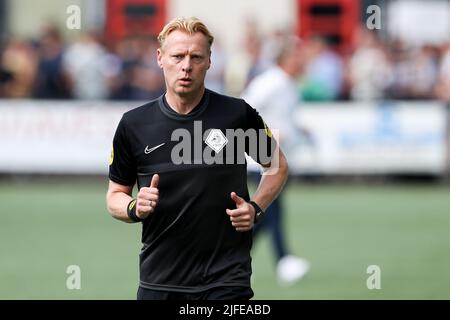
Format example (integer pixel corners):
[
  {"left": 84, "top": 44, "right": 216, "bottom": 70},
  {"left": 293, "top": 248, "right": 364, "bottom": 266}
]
[{"left": 1, "top": 180, "right": 449, "bottom": 299}]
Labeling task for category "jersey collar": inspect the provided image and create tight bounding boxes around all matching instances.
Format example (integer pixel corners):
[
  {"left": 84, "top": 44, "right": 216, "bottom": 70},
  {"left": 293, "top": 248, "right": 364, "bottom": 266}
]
[{"left": 159, "top": 89, "right": 210, "bottom": 121}]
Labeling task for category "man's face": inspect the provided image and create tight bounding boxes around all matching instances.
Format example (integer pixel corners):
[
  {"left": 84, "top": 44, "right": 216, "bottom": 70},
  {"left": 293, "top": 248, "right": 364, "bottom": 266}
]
[
  {"left": 280, "top": 45, "right": 303, "bottom": 77},
  {"left": 157, "top": 30, "right": 211, "bottom": 98}
]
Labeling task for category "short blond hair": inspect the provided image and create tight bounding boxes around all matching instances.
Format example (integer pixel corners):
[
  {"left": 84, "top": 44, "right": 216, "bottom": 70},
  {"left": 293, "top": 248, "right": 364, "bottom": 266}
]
[{"left": 158, "top": 17, "right": 214, "bottom": 51}]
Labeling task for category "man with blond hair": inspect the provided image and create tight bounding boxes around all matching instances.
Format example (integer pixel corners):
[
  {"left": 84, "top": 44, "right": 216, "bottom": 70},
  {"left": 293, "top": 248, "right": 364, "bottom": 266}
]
[{"left": 106, "top": 17, "right": 288, "bottom": 300}]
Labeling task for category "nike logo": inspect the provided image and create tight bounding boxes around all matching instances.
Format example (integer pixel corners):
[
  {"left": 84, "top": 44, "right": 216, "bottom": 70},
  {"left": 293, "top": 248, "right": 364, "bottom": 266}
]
[{"left": 144, "top": 143, "right": 165, "bottom": 155}]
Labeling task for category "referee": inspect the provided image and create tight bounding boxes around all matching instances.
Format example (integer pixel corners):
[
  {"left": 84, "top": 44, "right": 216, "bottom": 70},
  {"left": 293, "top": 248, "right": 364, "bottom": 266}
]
[{"left": 106, "top": 17, "right": 289, "bottom": 300}]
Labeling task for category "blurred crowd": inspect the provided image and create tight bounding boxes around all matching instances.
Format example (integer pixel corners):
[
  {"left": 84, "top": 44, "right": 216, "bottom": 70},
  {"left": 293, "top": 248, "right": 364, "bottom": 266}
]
[
  {"left": 0, "top": 25, "right": 165, "bottom": 100},
  {"left": 2, "top": 23, "right": 450, "bottom": 102}
]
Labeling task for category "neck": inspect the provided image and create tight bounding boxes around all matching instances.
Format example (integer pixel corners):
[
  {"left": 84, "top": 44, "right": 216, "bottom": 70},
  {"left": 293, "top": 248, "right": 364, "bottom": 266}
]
[
  {"left": 165, "top": 87, "right": 206, "bottom": 114},
  {"left": 279, "top": 64, "right": 296, "bottom": 78}
]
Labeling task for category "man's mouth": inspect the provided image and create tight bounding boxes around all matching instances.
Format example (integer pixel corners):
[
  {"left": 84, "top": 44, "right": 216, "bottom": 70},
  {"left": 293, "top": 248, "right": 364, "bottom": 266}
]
[{"left": 179, "top": 78, "right": 193, "bottom": 85}]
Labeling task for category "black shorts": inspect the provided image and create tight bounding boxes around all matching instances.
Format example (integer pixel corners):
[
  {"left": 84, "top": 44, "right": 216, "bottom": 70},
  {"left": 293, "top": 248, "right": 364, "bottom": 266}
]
[{"left": 137, "top": 286, "right": 254, "bottom": 300}]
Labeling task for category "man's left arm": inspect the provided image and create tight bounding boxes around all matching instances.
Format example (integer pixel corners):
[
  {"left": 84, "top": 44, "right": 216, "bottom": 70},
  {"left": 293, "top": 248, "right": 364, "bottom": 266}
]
[
  {"left": 226, "top": 102, "right": 289, "bottom": 232},
  {"left": 251, "top": 149, "right": 288, "bottom": 212},
  {"left": 227, "top": 149, "right": 288, "bottom": 232}
]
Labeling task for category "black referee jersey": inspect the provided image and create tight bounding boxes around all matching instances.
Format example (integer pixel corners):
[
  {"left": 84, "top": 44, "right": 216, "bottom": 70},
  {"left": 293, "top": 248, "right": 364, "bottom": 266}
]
[{"left": 109, "top": 89, "right": 277, "bottom": 293}]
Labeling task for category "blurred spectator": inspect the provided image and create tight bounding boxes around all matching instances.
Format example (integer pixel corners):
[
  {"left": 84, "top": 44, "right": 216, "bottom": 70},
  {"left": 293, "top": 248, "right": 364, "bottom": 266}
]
[
  {"left": 33, "top": 25, "right": 71, "bottom": 99},
  {"left": 205, "top": 40, "right": 227, "bottom": 94},
  {"left": 409, "top": 45, "right": 439, "bottom": 100},
  {"left": 62, "top": 32, "right": 117, "bottom": 100},
  {"left": 384, "top": 39, "right": 416, "bottom": 100},
  {"left": 348, "top": 28, "right": 391, "bottom": 101},
  {"left": 128, "top": 36, "right": 165, "bottom": 100},
  {"left": 0, "top": 37, "right": 37, "bottom": 98},
  {"left": 109, "top": 36, "right": 140, "bottom": 100},
  {"left": 0, "top": 67, "right": 13, "bottom": 97},
  {"left": 111, "top": 36, "right": 164, "bottom": 100},
  {"left": 435, "top": 41, "right": 450, "bottom": 102},
  {"left": 243, "top": 19, "right": 273, "bottom": 86},
  {"left": 301, "top": 36, "right": 344, "bottom": 101}
]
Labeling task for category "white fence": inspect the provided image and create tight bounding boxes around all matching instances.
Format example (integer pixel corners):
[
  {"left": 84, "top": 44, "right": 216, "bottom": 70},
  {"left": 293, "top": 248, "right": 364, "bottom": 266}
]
[
  {"left": 0, "top": 100, "right": 448, "bottom": 175},
  {"left": 291, "top": 101, "right": 448, "bottom": 175}
]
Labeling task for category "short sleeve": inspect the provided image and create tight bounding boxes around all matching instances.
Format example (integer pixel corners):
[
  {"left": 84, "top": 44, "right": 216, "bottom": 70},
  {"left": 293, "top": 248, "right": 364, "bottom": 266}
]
[
  {"left": 243, "top": 102, "right": 278, "bottom": 165},
  {"left": 109, "top": 116, "right": 137, "bottom": 186}
]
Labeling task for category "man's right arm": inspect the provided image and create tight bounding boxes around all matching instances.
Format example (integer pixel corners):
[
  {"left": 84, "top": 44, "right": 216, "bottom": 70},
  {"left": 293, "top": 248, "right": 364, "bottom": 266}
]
[
  {"left": 106, "top": 180, "right": 135, "bottom": 223},
  {"left": 106, "top": 175, "right": 160, "bottom": 223}
]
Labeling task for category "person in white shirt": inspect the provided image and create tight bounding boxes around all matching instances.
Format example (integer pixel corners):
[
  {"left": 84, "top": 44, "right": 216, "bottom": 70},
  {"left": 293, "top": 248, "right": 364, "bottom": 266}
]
[
  {"left": 63, "top": 32, "right": 116, "bottom": 100},
  {"left": 243, "top": 36, "right": 310, "bottom": 286}
]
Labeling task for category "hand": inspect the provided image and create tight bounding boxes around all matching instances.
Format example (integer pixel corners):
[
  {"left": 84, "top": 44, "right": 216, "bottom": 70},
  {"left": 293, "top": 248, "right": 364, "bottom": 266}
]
[
  {"left": 136, "top": 174, "right": 159, "bottom": 219},
  {"left": 226, "top": 192, "right": 256, "bottom": 232}
]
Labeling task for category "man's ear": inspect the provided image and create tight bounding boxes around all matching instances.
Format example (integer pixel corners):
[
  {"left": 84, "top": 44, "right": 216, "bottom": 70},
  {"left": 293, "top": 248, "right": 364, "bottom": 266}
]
[
  {"left": 207, "top": 53, "right": 211, "bottom": 70},
  {"left": 157, "top": 48, "right": 163, "bottom": 68}
]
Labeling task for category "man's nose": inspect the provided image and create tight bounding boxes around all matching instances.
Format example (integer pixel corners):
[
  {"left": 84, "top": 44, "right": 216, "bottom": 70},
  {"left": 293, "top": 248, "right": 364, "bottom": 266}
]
[{"left": 181, "top": 57, "right": 192, "bottom": 72}]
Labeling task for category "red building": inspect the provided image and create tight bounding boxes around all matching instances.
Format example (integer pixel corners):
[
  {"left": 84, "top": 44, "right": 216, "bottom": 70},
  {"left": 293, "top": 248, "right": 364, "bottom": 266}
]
[
  {"left": 105, "top": 0, "right": 166, "bottom": 44},
  {"left": 297, "top": 0, "right": 360, "bottom": 53}
]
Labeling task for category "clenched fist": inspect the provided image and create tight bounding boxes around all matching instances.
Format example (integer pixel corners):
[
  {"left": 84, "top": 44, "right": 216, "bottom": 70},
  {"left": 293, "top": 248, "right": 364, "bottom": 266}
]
[{"left": 226, "top": 192, "right": 256, "bottom": 232}]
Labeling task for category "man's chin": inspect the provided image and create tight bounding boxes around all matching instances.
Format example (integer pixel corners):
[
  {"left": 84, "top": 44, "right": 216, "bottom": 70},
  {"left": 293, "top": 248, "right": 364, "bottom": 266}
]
[{"left": 176, "top": 86, "right": 197, "bottom": 96}]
